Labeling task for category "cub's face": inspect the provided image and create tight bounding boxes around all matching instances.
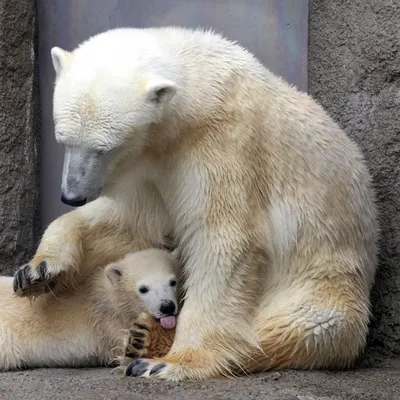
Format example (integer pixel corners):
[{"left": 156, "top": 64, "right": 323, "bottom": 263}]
[
  {"left": 50, "top": 45, "right": 177, "bottom": 207},
  {"left": 105, "top": 250, "right": 179, "bottom": 329},
  {"left": 135, "top": 274, "right": 178, "bottom": 329}
]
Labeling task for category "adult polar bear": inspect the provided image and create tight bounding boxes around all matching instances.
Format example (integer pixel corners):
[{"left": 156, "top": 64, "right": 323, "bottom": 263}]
[{"left": 13, "top": 27, "right": 378, "bottom": 381}]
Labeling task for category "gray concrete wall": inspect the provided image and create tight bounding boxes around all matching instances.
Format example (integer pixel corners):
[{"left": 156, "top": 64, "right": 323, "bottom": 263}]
[
  {"left": 0, "top": 0, "right": 40, "bottom": 275},
  {"left": 309, "top": 0, "right": 400, "bottom": 361}
]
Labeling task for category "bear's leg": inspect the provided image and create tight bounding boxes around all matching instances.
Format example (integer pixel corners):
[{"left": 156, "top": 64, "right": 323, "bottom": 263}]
[
  {"left": 13, "top": 209, "right": 87, "bottom": 297},
  {"left": 13, "top": 197, "right": 148, "bottom": 298},
  {"left": 124, "top": 243, "right": 262, "bottom": 381},
  {"left": 13, "top": 176, "right": 170, "bottom": 298},
  {"left": 125, "top": 260, "right": 369, "bottom": 381},
  {"left": 244, "top": 277, "right": 370, "bottom": 373}
]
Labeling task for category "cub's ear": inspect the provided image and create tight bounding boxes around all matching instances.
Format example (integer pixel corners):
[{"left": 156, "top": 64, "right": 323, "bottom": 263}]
[
  {"left": 145, "top": 76, "right": 177, "bottom": 104},
  {"left": 51, "top": 47, "right": 71, "bottom": 76},
  {"left": 105, "top": 263, "right": 123, "bottom": 283}
]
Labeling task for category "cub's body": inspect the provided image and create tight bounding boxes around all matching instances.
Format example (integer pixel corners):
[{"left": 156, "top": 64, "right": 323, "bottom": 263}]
[{"left": 1, "top": 249, "right": 177, "bottom": 371}]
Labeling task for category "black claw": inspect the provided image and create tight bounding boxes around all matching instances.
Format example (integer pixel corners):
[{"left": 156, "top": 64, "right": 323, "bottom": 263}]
[
  {"left": 125, "top": 348, "right": 138, "bottom": 358},
  {"left": 126, "top": 359, "right": 142, "bottom": 370},
  {"left": 149, "top": 364, "right": 166, "bottom": 376},
  {"left": 132, "top": 364, "right": 149, "bottom": 377},
  {"left": 132, "top": 341, "right": 144, "bottom": 350},
  {"left": 13, "top": 271, "right": 21, "bottom": 292},
  {"left": 134, "top": 323, "right": 149, "bottom": 331},
  {"left": 21, "top": 265, "right": 32, "bottom": 288},
  {"left": 16, "top": 269, "right": 26, "bottom": 291},
  {"left": 19, "top": 274, "right": 27, "bottom": 291},
  {"left": 126, "top": 360, "right": 149, "bottom": 377},
  {"left": 129, "top": 330, "right": 145, "bottom": 338},
  {"left": 23, "top": 265, "right": 31, "bottom": 280},
  {"left": 125, "top": 362, "right": 135, "bottom": 377},
  {"left": 38, "top": 261, "right": 47, "bottom": 280}
]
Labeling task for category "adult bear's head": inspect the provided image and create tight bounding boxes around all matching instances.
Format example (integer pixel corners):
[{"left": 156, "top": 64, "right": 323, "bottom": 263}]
[{"left": 50, "top": 28, "right": 178, "bottom": 207}]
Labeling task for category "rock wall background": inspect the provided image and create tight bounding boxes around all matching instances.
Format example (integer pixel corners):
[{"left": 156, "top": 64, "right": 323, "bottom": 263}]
[
  {"left": 0, "top": 0, "right": 40, "bottom": 275},
  {"left": 309, "top": 0, "right": 400, "bottom": 360}
]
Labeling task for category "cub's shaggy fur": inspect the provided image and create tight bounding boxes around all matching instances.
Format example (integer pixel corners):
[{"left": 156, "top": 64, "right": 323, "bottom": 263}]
[{"left": 1, "top": 249, "right": 177, "bottom": 370}]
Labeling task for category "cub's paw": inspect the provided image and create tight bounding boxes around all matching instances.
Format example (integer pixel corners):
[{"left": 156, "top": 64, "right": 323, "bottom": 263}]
[
  {"left": 13, "top": 259, "right": 62, "bottom": 297},
  {"left": 124, "top": 314, "right": 153, "bottom": 360}
]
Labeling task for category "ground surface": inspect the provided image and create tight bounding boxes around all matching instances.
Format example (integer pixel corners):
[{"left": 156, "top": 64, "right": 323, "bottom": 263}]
[{"left": 1, "top": 360, "right": 399, "bottom": 400}]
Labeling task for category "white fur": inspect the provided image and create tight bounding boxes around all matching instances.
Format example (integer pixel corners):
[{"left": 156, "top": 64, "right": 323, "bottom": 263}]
[
  {"left": 0, "top": 249, "right": 177, "bottom": 371},
  {"left": 12, "top": 26, "right": 378, "bottom": 379}
]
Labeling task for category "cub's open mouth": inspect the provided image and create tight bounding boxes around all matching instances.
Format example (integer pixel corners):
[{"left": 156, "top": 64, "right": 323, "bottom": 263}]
[{"left": 156, "top": 316, "right": 177, "bottom": 329}]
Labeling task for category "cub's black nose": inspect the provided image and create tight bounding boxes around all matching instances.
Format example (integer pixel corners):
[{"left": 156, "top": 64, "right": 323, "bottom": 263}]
[
  {"left": 61, "top": 195, "right": 87, "bottom": 207},
  {"left": 159, "top": 301, "right": 176, "bottom": 315}
]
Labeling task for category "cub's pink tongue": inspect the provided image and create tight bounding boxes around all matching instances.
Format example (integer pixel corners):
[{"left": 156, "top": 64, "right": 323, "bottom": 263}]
[{"left": 160, "top": 316, "right": 177, "bottom": 329}]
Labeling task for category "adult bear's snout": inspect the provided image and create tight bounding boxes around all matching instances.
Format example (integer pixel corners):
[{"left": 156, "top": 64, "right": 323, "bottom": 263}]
[{"left": 60, "top": 194, "right": 87, "bottom": 207}]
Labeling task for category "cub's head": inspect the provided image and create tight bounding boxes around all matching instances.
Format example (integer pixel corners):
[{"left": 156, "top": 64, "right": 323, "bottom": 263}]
[
  {"left": 50, "top": 29, "right": 178, "bottom": 206},
  {"left": 105, "top": 248, "right": 179, "bottom": 329}
]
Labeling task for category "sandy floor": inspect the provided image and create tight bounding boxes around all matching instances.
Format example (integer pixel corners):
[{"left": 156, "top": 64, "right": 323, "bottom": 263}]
[{"left": 1, "top": 359, "right": 399, "bottom": 400}]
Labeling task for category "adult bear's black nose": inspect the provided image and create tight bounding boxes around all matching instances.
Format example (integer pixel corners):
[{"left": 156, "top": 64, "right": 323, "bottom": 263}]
[
  {"left": 159, "top": 300, "right": 176, "bottom": 316},
  {"left": 61, "top": 195, "right": 87, "bottom": 207}
]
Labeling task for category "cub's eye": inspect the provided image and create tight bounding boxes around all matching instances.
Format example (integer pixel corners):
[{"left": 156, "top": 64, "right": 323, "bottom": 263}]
[
  {"left": 170, "top": 280, "right": 177, "bottom": 287},
  {"left": 139, "top": 286, "right": 149, "bottom": 294}
]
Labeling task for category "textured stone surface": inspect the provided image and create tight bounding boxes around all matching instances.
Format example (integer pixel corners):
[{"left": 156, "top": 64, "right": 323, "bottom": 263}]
[
  {"left": 1, "top": 362, "right": 400, "bottom": 400},
  {"left": 0, "top": 0, "right": 40, "bottom": 275},
  {"left": 308, "top": 0, "right": 400, "bottom": 359}
]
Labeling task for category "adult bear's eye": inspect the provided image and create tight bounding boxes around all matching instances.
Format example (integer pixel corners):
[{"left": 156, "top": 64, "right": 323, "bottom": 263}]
[
  {"left": 139, "top": 286, "right": 149, "bottom": 294},
  {"left": 170, "top": 280, "right": 177, "bottom": 287}
]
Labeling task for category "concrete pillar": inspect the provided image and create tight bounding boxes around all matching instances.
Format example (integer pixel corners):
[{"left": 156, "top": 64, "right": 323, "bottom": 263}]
[
  {"left": 0, "top": 0, "right": 40, "bottom": 274},
  {"left": 309, "top": 0, "right": 400, "bottom": 360}
]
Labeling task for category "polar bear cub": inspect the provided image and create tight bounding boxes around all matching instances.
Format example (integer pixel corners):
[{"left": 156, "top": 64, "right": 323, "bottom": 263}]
[{"left": 0, "top": 249, "right": 178, "bottom": 371}]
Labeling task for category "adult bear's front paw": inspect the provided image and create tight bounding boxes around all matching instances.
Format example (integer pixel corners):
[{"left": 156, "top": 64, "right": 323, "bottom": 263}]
[
  {"left": 124, "top": 348, "right": 224, "bottom": 381},
  {"left": 13, "top": 259, "right": 61, "bottom": 297}
]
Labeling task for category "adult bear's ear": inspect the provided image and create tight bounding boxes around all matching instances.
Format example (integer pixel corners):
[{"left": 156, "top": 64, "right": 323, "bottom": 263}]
[
  {"left": 145, "top": 76, "right": 177, "bottom": 104},
  {"left": 105, "top": 263, "right": 123, "bottom": 283},
  {"left": 51, "top": 47, "right": 71, "bottom": 76}
]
